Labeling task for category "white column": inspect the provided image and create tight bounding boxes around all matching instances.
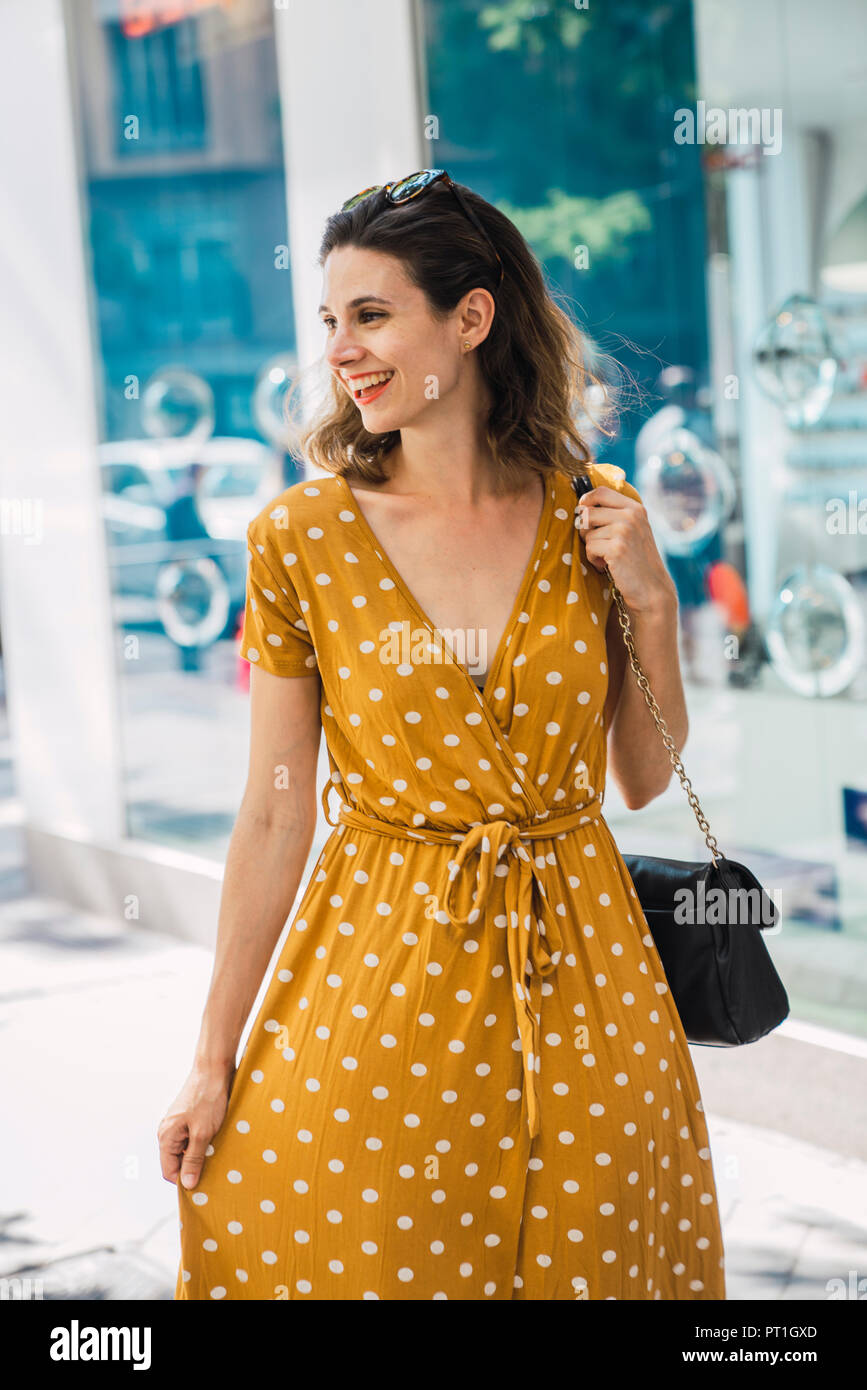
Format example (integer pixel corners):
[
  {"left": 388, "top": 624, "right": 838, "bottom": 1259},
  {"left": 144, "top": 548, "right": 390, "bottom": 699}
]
[
  {"left": 761, "top": 127, "right": 818, "bottom": 311},
  {"left": 273, "top": 0, "right": 425, "bottom": 433},
  {"left": 725, "top": 165, "right": 791, "bottom": 622},
  {"left": 0, "top": 0, "right": 124, "bottom": 840}
]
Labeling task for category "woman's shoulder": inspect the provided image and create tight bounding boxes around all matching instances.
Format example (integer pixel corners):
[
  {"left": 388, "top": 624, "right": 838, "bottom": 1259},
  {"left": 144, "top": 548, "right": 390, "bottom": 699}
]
[
  {"left": 582, "top": 460, "right": 643, "bottom": 505},
  {"left": 245, "top": 477, "right": 345, "bottom": 594},
  {"left": 247, "top": 474, "right": 340, "bottom": 542}
]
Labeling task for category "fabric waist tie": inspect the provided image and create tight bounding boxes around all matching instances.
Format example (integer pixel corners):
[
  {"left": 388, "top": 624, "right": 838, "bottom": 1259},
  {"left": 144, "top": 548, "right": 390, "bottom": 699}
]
[{"left": 329, "top": 795, "right": 605, "bottom": 1141}]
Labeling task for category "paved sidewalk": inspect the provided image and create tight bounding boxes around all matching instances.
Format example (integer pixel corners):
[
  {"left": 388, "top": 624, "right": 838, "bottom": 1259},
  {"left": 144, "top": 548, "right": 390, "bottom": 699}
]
[{"left": 1, "top": 874, "right": 864, "bottom": 1301}]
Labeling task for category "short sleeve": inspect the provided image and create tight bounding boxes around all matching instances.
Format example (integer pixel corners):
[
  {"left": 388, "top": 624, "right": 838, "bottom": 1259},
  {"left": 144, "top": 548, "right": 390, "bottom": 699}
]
[{"left": 240, "top": 516, "right": 318, "bottom": 677}]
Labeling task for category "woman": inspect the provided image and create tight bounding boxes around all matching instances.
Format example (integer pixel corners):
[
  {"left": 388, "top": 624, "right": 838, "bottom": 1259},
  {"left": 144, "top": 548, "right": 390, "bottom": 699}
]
[{"left": 159, "top": 171, "right": 726, "bottom": 1301}]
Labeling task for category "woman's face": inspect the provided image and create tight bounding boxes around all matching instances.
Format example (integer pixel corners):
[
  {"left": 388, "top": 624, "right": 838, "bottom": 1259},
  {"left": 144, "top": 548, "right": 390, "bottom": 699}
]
[{"left": 319, "top": 246, "right": 467, "bottom": 429}]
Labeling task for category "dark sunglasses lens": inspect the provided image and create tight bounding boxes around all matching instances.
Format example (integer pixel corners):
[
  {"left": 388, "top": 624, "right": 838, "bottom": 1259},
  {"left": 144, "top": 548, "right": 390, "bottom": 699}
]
[
  {"left": 389, "top": 170, "right": 443, "bottom": 202},
  {"left": 341, "top": 185, "right": 383, "bottom": 211}
]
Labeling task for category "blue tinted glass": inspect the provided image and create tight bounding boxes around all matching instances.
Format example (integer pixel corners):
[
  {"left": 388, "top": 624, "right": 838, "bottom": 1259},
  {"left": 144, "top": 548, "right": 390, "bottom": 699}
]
[{"left": 108, "top": 17, "right": 206, "bottom": 156}]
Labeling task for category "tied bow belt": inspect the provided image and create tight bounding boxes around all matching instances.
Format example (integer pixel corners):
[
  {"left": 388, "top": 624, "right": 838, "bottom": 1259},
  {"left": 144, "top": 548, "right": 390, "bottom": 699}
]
[{"left": 332, "top": 797, "right": 605, "bottom": 1140}]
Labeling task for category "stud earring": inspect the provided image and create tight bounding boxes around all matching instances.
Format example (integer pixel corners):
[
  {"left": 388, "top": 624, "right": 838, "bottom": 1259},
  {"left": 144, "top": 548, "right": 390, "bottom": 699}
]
[{"left": 463, "top": 341, "right": 471, "bottom": 351}]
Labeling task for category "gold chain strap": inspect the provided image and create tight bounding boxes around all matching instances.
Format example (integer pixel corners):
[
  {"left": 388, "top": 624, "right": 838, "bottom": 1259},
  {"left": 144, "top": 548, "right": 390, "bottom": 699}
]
[{"left": 604, "top": 563, "right": 724, "bottom": 867}]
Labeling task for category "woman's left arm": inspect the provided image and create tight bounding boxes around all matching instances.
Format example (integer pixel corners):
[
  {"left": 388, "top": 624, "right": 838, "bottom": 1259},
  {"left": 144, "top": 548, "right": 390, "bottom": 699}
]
[{"left": 580, "top": 482, "right": 687, "bottom": 811}]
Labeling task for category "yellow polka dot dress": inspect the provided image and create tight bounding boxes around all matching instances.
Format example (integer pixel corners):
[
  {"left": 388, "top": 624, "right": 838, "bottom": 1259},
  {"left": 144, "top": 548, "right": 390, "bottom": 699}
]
[{"left": 174, "top": 461, "right": 726, "bottom": 1301}]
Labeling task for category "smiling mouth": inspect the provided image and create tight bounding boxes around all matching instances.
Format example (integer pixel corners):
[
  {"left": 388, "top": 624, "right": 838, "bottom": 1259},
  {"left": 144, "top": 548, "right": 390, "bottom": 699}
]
[{"left": 346, "top": 371, "right": 395, "bottom": 402}]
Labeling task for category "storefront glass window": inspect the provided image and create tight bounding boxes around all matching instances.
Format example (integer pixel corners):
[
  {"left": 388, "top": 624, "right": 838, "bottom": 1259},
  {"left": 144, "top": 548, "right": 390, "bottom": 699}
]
[
  {"left": 69, "top": 0, "right": 299, "bottom": 858},
  {"left": 417, "top": 0, "right": 867, "bottom": 1035}
]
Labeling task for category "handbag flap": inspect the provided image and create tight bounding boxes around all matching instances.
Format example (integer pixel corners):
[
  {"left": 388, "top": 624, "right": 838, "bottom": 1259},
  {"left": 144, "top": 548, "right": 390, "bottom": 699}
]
[{"left": 622, "top": 853, "right": 780, "bottom": 930}]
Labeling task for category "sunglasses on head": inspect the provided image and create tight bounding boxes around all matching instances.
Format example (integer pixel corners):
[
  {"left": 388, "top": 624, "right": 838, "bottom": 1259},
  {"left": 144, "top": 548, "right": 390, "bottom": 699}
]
[{"left": 341, "top": 169, "right": 504, "bottom": 289}]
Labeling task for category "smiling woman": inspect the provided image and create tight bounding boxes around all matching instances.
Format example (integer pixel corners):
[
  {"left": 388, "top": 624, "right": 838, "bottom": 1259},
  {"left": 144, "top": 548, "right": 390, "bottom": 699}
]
[
  {"left": 167, "top": 172, "right": 726, "bottom": 1304},
  {"left": 303, "top": 175, "right": 635, "bottom": 495}
]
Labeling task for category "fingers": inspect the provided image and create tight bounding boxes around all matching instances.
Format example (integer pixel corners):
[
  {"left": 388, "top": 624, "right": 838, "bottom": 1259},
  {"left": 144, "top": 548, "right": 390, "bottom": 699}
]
[
  {"left": 577, "top": 485, "right": 631, "bottom": 506},
  {"left": 578, "top": 517, "right": 623, "bottom": 556},
  {"left": 584, "top": 547, "right": 609, "bottom": 573},
  {"left": 158, "top": 1070, "right": 233, "bottom": 1190},
  {"left": 157, "top": 1114, "right": 209, "bottom": 1188},
  {"left": 578, "top": 515, "right": 620, "bottom": 574},
  {"left": 178, "top": 1136, "right": 210, "bottom": 1190},
  {"left": 577, "top": 486, "right": 639, "bottom": 524},
  {"left": 157, "top": 1117, "right": 187, "bottom": 1184},
  {"left": 577, "top": 504, "right": 634, "bottom": 529},
  {"left": 580, "top": 528, "right": 611, "bottom": 572}
]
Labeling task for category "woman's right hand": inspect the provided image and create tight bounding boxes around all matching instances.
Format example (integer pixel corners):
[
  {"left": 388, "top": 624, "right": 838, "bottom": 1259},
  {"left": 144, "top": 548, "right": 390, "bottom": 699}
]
[{"left": 157, "top": 1060, "right": 236, "bottom": 1190}]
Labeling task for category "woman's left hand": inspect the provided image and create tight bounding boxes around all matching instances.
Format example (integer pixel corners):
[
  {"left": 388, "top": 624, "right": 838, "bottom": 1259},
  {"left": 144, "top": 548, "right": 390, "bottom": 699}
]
[{"left": 577, "top": 486, "right": 677, "bottom": 616}]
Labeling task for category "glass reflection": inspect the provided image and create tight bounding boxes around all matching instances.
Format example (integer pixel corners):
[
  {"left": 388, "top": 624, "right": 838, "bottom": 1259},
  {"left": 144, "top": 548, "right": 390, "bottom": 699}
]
[
  {"left": 69, "top": 0, "right": 294, "bottom": 853},
  {"left": 156, "top": 557, "right": 231, "bottom": 650},
  {"left": 253, "top": 352, "right": 300, "bottom": 449},
  {"left": 636, "top": 426, "right": 736, "bottom": 555},
  {"left": 752, "top": 293, "right": 839, "bottom": 427},
  {"left": 141, "top": 366, "right": 216, "bottom": 453},
  {"left": 765, "top": 565, "right": 865, "bottom": 697}
]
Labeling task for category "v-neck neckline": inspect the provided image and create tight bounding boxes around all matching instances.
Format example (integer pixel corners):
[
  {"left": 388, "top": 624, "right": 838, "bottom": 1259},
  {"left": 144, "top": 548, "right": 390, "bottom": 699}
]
[{"left": 335, "top": 471, "right": 556, "bottom": 706}]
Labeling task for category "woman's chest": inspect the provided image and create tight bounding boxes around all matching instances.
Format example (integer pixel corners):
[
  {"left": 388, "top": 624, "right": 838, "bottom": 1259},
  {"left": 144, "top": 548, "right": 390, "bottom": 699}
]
[{"left": 346, "top": 490, "right": 545, "bottom": 669}]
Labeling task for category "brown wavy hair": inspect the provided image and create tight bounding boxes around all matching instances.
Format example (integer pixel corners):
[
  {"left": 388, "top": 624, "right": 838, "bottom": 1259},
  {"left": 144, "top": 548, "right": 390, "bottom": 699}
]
[{"left": 285, "top": 177, "right": 632, "bottom": 495}]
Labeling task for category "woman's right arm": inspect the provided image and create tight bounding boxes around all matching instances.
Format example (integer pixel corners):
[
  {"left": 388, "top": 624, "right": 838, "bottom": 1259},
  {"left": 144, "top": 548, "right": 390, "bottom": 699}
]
[{"left": 157, "top": 663, "right": 322, "bottom": 1189}]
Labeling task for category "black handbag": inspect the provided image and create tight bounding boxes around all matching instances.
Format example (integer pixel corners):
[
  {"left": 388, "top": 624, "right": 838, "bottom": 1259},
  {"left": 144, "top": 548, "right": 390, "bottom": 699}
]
[{"left": 572, "top": 472, "right": 789, "bottom": 1046}]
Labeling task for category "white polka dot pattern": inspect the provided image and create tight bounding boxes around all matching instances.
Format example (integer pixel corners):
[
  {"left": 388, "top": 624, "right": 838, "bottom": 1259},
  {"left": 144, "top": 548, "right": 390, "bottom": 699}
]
[{"left": 175, "top": 464, "right": 726, "bottom": 1300}]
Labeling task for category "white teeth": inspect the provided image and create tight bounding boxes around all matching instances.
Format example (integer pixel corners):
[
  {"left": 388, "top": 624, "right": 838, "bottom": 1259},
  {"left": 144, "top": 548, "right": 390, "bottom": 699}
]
[{"left": 349, "top": 370, "right": 394, "bottom": 390}]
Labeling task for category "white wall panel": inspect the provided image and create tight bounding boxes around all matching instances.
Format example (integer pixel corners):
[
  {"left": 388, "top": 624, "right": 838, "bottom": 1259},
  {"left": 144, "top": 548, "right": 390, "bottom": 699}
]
[
  {"left": 0, "top": 0, "right": 124, "bottom": 840},
  {"left": 273, "top": 0, "right": 425, "bottom": 435}
]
